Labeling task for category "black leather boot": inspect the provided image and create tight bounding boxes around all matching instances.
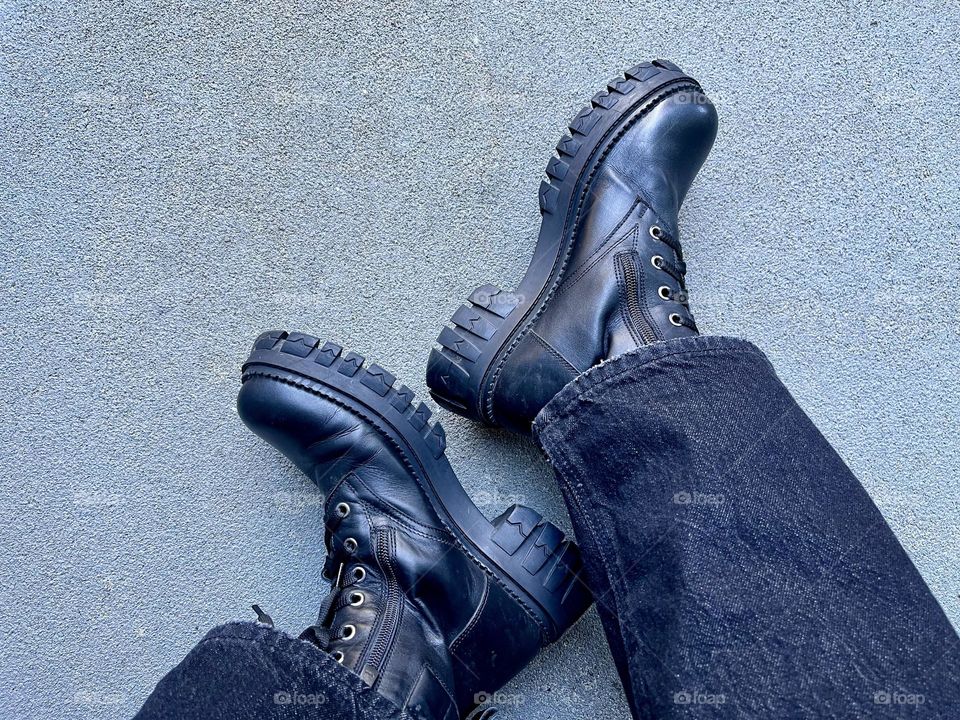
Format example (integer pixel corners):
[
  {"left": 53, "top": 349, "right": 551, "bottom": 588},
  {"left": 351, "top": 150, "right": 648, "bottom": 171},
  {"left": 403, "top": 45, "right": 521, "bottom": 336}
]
[
  {"left": 238, "top": 331, "right": 592, "bottom": 720},
  {"left": 427, "top": 60, "right": 717, "bottom": 434}
]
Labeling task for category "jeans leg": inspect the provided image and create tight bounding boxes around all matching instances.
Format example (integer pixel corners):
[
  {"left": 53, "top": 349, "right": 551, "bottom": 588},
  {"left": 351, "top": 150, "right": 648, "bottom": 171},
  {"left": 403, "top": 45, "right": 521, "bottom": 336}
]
[
  {"left": 134, "top": 622, "right": 407, "bottom": 720},
  {"left": 534, "top": 335, "right": 959, "bottom": 719}
]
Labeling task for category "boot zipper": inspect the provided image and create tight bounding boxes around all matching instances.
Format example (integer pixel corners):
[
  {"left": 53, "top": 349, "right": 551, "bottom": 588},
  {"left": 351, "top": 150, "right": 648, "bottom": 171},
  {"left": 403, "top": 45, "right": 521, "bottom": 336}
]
[
  {"left": 615, "top": 252, "right": 659, "bottom": 345},
  {"left": 359, "top": 529, "right": 403, "bottom": 685}
]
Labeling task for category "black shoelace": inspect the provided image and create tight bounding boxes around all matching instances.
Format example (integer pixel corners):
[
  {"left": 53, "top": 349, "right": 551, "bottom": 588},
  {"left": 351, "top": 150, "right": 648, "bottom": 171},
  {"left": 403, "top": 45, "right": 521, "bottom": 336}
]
[
  {"left": 300, "top": 508, "right": 363, "bottom": 654},
  {"left": 650, "top": 225, "right": 698, "bottom": 331}
]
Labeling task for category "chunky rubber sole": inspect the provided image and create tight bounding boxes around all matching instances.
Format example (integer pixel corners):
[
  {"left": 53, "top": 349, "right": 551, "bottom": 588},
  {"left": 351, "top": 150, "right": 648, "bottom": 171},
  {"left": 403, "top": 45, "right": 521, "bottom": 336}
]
[
  {"left": 242, "top": 330, "right": 592, "bottom": 642},
  {"left": 427, "top": 59, "right": 703, "bottom": 427}
]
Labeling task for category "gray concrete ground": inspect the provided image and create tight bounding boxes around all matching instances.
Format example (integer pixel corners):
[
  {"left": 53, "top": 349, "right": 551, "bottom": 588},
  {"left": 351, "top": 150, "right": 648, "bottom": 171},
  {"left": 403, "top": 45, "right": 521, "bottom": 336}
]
[{"left": 2, "top": 1, "right": 959, "bottom": 718}]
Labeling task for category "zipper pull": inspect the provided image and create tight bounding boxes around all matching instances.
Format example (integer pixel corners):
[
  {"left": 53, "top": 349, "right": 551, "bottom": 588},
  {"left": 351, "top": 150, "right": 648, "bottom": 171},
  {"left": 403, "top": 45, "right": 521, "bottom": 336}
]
[{"left": 360, "top": 663, "right": 380, "bottom": 686}]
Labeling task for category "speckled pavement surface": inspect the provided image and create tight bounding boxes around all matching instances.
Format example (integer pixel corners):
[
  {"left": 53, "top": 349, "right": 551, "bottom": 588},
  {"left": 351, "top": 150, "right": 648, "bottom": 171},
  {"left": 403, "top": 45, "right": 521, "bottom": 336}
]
[{"left": 1, "top": 1, "right": 958, "bottom": 717}]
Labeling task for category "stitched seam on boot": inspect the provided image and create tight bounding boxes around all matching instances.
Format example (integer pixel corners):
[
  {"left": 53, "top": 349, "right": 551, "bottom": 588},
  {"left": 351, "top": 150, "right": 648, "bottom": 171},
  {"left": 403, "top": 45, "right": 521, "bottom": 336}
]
[
  {"left": 530, "top": 330, "right": 581, "bottom": 375},
  {"left": 348, "top": 472, "right": 450, "bottom": 540},
  {"left": 360, "top": 512, "right": 388, "bottom": 669},
  {"left": 402, "top": 664, "right": 458, "bottom": 719},
  {"left": 449, "top": 574, "right": 491, "bottom": 654},
  {"left": 402, "top": 666, "right": 428, "bottom": 709},
  {"left": 554, "top": 199, "right": 643, "bottom": 298},
  {"left": 324, "top": 474, "right": 451, "bottom": 543}
]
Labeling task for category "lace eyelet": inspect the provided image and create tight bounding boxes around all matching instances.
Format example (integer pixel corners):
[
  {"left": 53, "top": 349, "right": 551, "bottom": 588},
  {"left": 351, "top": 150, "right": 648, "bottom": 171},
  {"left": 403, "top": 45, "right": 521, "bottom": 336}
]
[
  {"left": 342, "top": 624, "right": 356, "bottom": 640},
  {"left": 335, "top": 502, "right": 351, "bottom": 518},
  {"left": 343, "top": 538, "right": 358, "bottom": 554},
  {"left": 658, "top": 286, "right": 672, "bottom": 300},
  {"left": 669, "top": 313, "right": 683, "bottom": 327},
  {"left": 352, "top": 566, "right": 366, "bottom": 582},
  {"left": 649, "top": 225, "right": 663, "bottom": 239},
  {"left": 651, "top": 255, "right": 664, "bottom": 269},
  {"left": 332, "top": 650, "right": 345, "bottom": 663},
  {"left": 349, "top": 591, "right": 365, "bottom": 607}
]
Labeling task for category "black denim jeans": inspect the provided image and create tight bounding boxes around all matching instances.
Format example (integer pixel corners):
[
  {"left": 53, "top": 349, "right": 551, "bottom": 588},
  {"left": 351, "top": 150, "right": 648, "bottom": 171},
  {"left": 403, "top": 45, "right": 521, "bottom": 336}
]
[
  {"left": 136, "top": 336, "right": 958, "bottom": 719},
  {"left": 535, "top": 336, "right": 959, "bottom": 718},
  {"left": 134, "top": 621, "right": 407, "bottom": 720}
]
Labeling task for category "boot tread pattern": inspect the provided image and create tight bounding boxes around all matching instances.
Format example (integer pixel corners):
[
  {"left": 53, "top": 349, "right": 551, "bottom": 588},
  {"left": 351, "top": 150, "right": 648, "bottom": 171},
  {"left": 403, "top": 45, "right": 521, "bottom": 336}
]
[
  {"left": 538, "top": 60, "right": 683, "bottom": 216},
  {"left": 251, "top": 330, "right": 447, "bottom": 458},
  {"left": 491, "top": 505, "right": 585, "bottom": 603}
]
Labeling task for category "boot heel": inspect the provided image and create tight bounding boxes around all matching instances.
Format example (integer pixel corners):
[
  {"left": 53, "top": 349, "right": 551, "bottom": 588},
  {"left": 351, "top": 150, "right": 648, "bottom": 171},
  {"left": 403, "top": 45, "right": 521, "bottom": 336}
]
[
  {"left": 427, "top": 283, "right": 523, "bottom": 422},
  {"left": 489, "top": 504, "right": 591, "bottom": 639}
]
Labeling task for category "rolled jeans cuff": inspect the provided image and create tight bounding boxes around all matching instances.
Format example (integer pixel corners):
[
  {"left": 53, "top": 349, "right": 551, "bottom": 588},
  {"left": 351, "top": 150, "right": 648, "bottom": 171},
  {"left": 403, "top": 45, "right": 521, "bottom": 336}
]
[{"left": 534, "top": 335, "right": 768, "bottom": 443}]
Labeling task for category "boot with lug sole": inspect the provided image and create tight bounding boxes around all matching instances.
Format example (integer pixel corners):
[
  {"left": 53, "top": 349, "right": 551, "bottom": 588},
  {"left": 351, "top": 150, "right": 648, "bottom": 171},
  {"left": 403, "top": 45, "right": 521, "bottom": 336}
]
[
  {"left": 427, "top": 60, "right": 718, "bottom": 434},
  {"left": 238, "top": 331, "right": 592, "bottom": 720}
]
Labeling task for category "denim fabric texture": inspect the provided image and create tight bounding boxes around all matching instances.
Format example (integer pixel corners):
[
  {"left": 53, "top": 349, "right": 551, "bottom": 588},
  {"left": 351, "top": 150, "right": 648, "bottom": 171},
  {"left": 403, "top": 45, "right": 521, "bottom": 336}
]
[
  {"left": 534, "top": 335, "right": 960, "bottom": 719},
  {"left": 134, "top": 622, "right": 407, "bottom": 720}
]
